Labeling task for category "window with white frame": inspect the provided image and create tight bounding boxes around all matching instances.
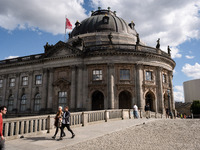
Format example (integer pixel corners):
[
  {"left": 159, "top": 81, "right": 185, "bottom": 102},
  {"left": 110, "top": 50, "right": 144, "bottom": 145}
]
[
  {"left": 93, "top": 69, "right": 102, "bottom": 81},
  {"left": 58, "top": 92, "right": 67, "bottom": 109},
  {"left": 34, "top": 93, "right": 41, "bottom": 111},
  {"left": 120, "top": 69, "right": 130, "bottom": 80},
  {"left": 9, "top": 78, "right": 15, "bottom": 87},
  {"left": 146, "top": 71, "right": 152, "bottom": 81},
  {"left": 8, "top": 95, "right": 14, "bottom": 111},
  {"left": 163, "top": 74, "right": 167, "bottom": 83},
  {"left": 0, "top": 79, "right": 3, "bottom": 88},
  {"left": 35, "top": 75, "right": 42, "bottom": 85},
  {"left": 20, "top": 94, "right": 27, "bottom": 111},
  {"left": 22, "top": 76, "right": 28, "bottom": 86}
]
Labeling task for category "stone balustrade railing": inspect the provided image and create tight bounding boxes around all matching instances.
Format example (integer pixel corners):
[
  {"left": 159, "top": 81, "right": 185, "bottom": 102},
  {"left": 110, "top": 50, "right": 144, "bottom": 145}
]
[{"left": 3, "top": 109, "right": 163, "bottom": 140}]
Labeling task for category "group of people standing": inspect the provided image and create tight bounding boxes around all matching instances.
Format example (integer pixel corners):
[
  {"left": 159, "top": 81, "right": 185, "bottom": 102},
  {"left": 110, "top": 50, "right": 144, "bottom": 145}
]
[
  {"left": 133, "top": 103, "right": 151, "bottom": 119},
  {"left": 52, "top": 106, "right": 75, "bottom": 140}
]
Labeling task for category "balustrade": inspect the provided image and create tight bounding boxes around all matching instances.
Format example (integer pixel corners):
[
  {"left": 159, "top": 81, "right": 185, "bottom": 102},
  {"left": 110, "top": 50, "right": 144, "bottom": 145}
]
[{"left": 3, "top": 109, "right": 162, "bottom": 140}]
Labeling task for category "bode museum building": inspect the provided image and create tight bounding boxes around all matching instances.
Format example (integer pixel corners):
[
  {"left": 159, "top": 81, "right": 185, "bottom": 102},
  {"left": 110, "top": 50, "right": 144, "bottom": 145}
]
[{"left": 0, "top": 8, "right": 175, "bottom": 116}]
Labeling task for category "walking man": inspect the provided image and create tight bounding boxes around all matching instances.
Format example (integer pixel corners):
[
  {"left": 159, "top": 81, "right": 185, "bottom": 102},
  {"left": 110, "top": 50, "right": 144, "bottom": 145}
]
[
  {"left": 133, "top": 104, "right": 139, "bottom": 118},
  {"left": 0, "top": 106, "right": 7, "bottom": 150},
  {"left": 59, "top": 106, "right": 75, "bottom": 140}
]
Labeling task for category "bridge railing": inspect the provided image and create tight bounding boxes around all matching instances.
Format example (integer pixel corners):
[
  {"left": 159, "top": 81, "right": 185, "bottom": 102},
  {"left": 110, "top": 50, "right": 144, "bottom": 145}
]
[{"left": 3, "top": 109, "right": 162, "bottom": 140}]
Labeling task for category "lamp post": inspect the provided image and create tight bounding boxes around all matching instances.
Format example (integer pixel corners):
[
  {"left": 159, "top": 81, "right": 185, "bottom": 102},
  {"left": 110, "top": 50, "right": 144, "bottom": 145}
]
[{"left": 167, "top": 89, "right": 174, "bottom": 119}]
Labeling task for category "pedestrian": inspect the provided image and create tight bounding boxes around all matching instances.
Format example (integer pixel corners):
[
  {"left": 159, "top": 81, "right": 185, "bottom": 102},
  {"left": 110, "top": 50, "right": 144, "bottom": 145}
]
[
  {"left": 133, "top": 104, "right": 139, "bottom": 119},
  {"left": 52, "top": 106, "right": 63, "bottom": 139},
  {"left": 0, "top": 106, "right": 7, "bottom": 150},
  {"left": 59, "top": 106, "right": 75, "bottom": 140},
  {"left": 144, "top": 103, "right": 150, "bottom": 119},
  {"left": 166, "top": 108, "right": 169, "bottom": 118}
]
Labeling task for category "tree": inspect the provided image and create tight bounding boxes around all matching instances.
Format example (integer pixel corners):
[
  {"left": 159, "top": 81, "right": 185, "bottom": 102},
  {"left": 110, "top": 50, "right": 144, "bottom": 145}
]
[{"left": 190, "top": 100, "right": 200, "bottom": 114}]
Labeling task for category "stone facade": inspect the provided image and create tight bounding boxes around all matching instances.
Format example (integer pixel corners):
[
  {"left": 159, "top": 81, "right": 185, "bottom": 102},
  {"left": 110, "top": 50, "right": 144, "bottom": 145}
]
[{"left": 0, "top": 8, "right": 175, "bottom": 116}]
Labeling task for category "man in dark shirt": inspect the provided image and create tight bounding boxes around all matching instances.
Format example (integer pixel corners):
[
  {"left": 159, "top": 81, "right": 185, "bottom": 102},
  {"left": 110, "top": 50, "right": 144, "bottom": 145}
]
[
  {"left": 59, "top": 106, "right": 75, "bottom": 140},
  {"left": 145, "top": 103, "right": 150, "bottom": 119}
]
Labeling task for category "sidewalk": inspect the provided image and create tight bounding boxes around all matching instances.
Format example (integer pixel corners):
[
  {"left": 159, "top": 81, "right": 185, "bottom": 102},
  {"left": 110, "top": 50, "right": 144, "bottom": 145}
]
[{"left": 6, "top": 118, "right": 157, "bottom": 150}]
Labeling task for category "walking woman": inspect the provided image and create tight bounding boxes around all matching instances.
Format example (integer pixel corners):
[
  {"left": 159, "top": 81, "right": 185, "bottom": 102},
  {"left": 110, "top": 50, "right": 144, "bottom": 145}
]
[{"left": 52, "top": 106, "right": 63, "bottom": 139}]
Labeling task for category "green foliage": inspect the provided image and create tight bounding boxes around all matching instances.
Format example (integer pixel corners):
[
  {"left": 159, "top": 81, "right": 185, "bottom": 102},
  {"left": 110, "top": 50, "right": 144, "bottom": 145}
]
[{"left": 190, "top": 100, "right": 200, "bottom": 114}]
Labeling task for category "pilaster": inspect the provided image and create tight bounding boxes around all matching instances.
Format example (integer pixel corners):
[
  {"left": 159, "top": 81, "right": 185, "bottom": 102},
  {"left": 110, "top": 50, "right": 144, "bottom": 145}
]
[
  {"left": 107, "top": 63, "right": 115, "bottom": 109},
  {"left": 157, "top": 67, "right": 164, "bottom": 113},
  {"left": 47, "top": 68, "right": 54, "bottom": 109},
  {"left": 136, "top": 64, "right": 144, "bottom": 110}
]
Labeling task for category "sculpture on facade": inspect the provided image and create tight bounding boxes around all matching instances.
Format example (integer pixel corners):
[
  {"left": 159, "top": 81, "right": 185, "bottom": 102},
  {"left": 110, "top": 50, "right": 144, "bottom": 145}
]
[{"left": 156, "top": 38, "right": 160, "bottom": 49}]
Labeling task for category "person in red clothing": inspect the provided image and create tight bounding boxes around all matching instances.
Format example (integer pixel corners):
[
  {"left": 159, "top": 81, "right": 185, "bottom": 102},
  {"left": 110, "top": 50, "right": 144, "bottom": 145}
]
[{"left": 0, "top": 106, "right": 7, "bottom": 150}]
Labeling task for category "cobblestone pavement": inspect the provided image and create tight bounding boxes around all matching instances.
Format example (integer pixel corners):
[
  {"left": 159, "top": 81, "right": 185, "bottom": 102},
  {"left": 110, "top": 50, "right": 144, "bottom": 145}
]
[
  {"left": 63, "top": 119, "right": 200, "bottom": 150},
  {"left": 6, "top": 119, "right": 200, "bottom": 150}
]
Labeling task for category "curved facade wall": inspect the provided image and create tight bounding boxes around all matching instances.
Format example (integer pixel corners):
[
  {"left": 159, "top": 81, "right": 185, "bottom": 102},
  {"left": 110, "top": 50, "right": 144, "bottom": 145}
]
[
  {"left": 183, "top": 79, "right": 200, "bottom": 102},
  {"left": 0, "top": 9, "right": 176, "bottom": 116}
]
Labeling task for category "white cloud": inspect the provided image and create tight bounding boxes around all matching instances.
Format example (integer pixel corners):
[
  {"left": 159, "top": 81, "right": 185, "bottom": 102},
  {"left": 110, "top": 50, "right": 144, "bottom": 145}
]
[
  {"left": 173, "top": 85, "right": 184, "bottom": 102},
  {"left": 182, "top": 63, "right": 200, "bottom": 79},
  {"left": 0, "top": 0, "right": 88, "bottom": 35},
  {"left": 5, "top": 56, "right": 19, "bottom": 59},
  {"left": 185, "top": 55, "right": 195, "bottom": 59},
  {"left": 91, "top": 0, "right": 200, "bottom": 58}
]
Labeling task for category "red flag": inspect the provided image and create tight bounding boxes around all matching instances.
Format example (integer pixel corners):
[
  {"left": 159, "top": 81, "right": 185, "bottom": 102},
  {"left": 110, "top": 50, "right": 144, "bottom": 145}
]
[{"left": 66, "top": 18, "right": 72, "bottom": 29}]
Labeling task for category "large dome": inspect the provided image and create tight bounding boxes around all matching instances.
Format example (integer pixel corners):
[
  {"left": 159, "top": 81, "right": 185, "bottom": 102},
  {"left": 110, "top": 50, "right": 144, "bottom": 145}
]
[
  {"left": 70, "top": 9, "right": 137, "bottom": 38},
  {"left": 68, "top": 8, "right": 141, "bottom": 47}
]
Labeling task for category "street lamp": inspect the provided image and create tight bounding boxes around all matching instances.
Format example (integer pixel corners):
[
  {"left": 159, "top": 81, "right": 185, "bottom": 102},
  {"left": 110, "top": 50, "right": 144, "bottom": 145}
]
[{"left": 167, "top": 89, "right": 174, "bottom": 119}]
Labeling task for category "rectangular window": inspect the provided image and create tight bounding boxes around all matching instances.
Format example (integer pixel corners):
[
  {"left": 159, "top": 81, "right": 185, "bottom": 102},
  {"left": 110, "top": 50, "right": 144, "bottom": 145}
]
[
  {"left": 93, "top": 69, "right": 102, "bottom": 81},
  {"left": 0, "top": 96, "right": 2, "bottom": 106},
  {"left": 58, "top": 91, "right": 67, "bottom": 109},
  {"left": 35, "top": 75, "right": 42, "bottom": 85},
  {"left": 9, "top": 78, "right": 15, "bottom": 87},
  {"left": 120, "top": 69, "right": 130, "bottom": 80},
  {"left": 22, "top": 76, "right": 28, "bottom": 86},
  {"left": 0, "top": 80, "right": 3, "bottom": 88},
  {"left": 146, "top": 71, "right": 152, "bottom": 81},
  {"left": 163, "top": 74, "right": 167, "bottom": 83}
]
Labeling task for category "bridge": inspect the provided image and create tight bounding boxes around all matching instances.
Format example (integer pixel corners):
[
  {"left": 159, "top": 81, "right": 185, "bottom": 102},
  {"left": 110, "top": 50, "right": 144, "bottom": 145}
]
[{"left": 4, "top": 109, "right": 162, "bottom": 150}]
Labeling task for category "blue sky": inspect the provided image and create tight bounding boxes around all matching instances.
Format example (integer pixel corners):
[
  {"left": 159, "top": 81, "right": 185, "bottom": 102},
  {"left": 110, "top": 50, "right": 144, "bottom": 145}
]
[{"left": 0, "top": 0, "right": 200, "bottom": 102}]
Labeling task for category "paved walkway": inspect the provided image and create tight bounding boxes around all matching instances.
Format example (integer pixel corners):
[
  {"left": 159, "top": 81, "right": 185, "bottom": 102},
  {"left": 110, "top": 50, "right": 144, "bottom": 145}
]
[{"left": 6, "top": 118, "right": 157, "bottom": 150}]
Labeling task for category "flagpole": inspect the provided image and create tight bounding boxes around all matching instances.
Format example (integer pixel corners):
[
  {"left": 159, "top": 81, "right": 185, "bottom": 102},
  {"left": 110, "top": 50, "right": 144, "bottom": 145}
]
[{"left": 65, "top": 15, "right": 66, "bottom": 42}]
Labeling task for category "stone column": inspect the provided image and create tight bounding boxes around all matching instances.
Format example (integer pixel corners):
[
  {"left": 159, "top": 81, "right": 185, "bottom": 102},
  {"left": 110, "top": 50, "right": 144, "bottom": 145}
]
[
  {"left": 28, "top": 71, "right": 33, "bottom": 111},
  {"left": 82, "top": 65, "right": 88, "bottom": 110},
  {"left": 169, "top": 71, "right": 175, "bottom": 110},
  {"left": 108, "top": 63, "right": 115, "bottom": 109},
  {"left": 77, "top": 65, "right": 83, "bottom": 110},
  {"left": 42, "top": 69, "right": 48, "bottom": 110},
  {"left": 136, "top": 64, "right": 144, "bottom": 111},
  {"left": 47, "top": 68, "right": 54, "bottom": 109},
  {"left": 70, "top": 65, "right": 76, "bottom": 110},
  {"left": 15, "top": 73, "right": 20, "bottom": 110},
  {"left": 2, "top": 75, "right": 8, "bottom": 105},
  {"left": 157, "top": 67, "right": 164, "bottom": 113}
]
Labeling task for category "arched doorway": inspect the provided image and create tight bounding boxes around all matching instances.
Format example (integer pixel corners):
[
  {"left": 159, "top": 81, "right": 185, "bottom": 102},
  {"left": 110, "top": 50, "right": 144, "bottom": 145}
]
[
  {"left": 92, "top": 91, "right": 104, "bottom": 110},
  {"left": 145, "top": 91, "right": 155, "bottom": 111},
  {"left": 119, "top": 90, "right": 132, "bottom": 109}
]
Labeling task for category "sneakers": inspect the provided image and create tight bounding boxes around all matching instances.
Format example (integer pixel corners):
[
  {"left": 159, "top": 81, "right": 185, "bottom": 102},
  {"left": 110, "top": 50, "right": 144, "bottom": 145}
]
[
  {"left": 58, "top": 137, "right": 63, "bottom": 140},
  {"left": 71, "top": 134, "right": 75, "bottom": 138}
]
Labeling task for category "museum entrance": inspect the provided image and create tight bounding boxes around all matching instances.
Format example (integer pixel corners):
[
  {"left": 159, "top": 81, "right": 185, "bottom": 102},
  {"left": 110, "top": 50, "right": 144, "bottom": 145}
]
[
  {"left": 119, "top": 90, "right": 132, "bottom": 109},
  {"left": 145, "top": 91, "right": 155, "bottom": 111},
  {"left": 92, "top": 90, "right": 104, "bottom": 110}
]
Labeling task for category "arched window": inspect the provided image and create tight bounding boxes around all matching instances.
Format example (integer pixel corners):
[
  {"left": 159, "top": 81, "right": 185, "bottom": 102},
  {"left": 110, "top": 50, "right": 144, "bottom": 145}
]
[
  {"left": 20, "top": 94, "right": 26, "bottom": 111},
  {"left": 34, "top": 93, "right": 41, "bottom": 111},
  {"left": 8, "top": 95, "right": 14, "bottom": 111}
]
